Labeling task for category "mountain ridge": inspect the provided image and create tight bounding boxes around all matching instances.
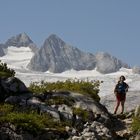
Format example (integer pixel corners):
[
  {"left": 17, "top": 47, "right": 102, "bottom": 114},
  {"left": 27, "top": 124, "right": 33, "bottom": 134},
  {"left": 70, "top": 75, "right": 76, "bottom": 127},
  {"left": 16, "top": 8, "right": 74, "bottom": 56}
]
[
  {"left": 27, "top": 34, "right": 129, "bottom": 73},
  {"left": 0, "top": 33, "right": 129, "bottom": 73}
]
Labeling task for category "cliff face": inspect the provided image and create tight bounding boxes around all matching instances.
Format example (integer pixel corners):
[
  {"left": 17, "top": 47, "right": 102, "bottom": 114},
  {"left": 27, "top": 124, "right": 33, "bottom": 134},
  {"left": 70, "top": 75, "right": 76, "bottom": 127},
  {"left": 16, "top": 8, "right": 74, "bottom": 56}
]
[
  {"left": 28, "top": 34, "right": 128, "bottom": 73},
  {"left": 27, "top": 34, "right": 96, "bottom": 73}
]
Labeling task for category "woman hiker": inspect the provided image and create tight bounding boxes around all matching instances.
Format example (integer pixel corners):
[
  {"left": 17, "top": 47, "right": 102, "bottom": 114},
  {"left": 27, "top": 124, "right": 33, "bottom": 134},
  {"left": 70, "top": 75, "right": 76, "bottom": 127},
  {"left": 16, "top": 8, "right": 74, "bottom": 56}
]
[{"left": 114, "top": 75, "right": 129, "bottom": 114}]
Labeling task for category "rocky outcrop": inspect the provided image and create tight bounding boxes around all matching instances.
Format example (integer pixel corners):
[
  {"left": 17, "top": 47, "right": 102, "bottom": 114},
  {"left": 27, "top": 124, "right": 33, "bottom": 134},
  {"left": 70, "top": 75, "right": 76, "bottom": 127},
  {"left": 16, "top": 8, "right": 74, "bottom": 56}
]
[
  {"left": 27, "top": 34, "right": 96, "bottom": 73},
  {"left": 132, "top": 66, "right": 140, "bottom": 74},
  {"left": 2, "top": 90, "right": 117, "bottom": 140},
  {"left": 1, "top": 76, "right": 139, "bottom": 139},
  {"left": 95, "top": 52, "right": 129, "bottom": 74},
  {"left": 0, "top": 77, "right": 30, "bottom": 101}
]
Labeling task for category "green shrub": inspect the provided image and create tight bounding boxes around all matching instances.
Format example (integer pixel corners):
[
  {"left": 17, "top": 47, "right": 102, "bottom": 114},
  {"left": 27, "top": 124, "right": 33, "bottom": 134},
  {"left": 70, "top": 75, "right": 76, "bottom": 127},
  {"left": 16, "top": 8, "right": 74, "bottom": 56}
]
[
  {"left": 0, "top": 103, "right": 14, "bottom": 115},
  {"left": 0, "top": 60, "right": 15, "bottom": 77},
  {"left": 29, "top": 79, "right": 100, "bottom": 102},
  {"left": 72, "top": 107, "right": 90, "bottom": 122},
  {"left": 0, "top": 104, "right": 68, "bottom": 135},
  {"left": 132, "top": 116, "right": 140, "bottom": 133}
]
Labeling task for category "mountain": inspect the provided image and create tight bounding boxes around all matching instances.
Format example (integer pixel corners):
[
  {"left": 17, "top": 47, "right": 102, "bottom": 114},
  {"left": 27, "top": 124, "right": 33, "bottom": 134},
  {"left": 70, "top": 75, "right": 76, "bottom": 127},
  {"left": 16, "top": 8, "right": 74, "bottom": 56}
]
[
  {"left": 27, "top": 34, "right": 128, "bottom": 73},
  {"left": 4, "top": 33, "right": 38, "bottom": 53},
  {"left": 95, "top": 52, "right": 129, "bottom": 74},
  {"left": 27, "top": 34, "right": 97, "bottom": 73}
]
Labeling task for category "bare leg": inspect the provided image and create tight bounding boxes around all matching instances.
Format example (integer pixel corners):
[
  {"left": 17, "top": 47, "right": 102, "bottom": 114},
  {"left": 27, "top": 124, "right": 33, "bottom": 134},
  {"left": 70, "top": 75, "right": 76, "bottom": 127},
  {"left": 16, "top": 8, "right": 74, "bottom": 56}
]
[
  {"left": 120, "top": 100, "right": 125, "bottom": 114},
  {"left": 114, "top": 101, "right": 120, "bottom": 114}
]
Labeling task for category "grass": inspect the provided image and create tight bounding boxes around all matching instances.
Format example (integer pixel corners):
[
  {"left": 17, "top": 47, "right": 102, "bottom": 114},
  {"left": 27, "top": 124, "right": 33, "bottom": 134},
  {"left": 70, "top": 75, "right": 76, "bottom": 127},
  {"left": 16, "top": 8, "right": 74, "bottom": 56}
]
[
  {"left": 72, "top": 107, "right": 90, "bottom": 122},
  {"left": 132, "top": 116, "right": 140, "bottom": 133}
]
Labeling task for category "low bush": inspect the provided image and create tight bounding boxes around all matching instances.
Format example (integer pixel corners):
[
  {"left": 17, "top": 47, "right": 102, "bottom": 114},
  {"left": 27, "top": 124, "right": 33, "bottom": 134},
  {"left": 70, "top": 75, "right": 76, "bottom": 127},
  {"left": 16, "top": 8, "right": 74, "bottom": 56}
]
[
  {"left": 132, "top": 116, "right": 140, "bottom": 133},
  {"left": 29, "top": 79, "right": 100, "bottom": 102},
  {"left": 0, "top": 60, "right": 15, "bottom": 77},
  {"left": 0, "top": 104, "right": 67, "bottom": 135}
]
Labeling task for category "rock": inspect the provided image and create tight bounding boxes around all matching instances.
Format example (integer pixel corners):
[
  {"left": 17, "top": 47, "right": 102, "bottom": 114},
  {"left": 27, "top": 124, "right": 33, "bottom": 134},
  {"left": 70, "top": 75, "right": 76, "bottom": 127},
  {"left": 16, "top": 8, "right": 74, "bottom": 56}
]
[
  {"left": 35, "top": 129, "right": 69, "bottom": 140},
  {"left": 126, "top": 111, "right": 134, "bottom": 118},
  {"left": 1, "top": 77, "right": 28, "bottom": 93},
  {"left": 71, "top": 136, "right": 81, "bottom": 140},
  {"left": 71, "top": 92, "right": 111, "bottom": 127},
  {"left": 57, "top": 104, "right": 73, "bottom": 121},
  {"left": 5, "top": 96, "right": 22, "bottom": 104},
  {"left": 27, "top": 97, "right": 43, "bottom": 105},
  {"left": 135, "top": 105, "right": 140, "bottom": 117},
  {"left": 5, "top": 93, "right": 33, "bottom": 105},
  {"left": 132, "top": 66, "right": 140, "bottom": 74},
  {"left": 135, "top": 133, "right": 140, "bottom": 140},
  {"left": 0, "top": 123, "right": 22, "bottom": 140},
  {"left": 0, "top": 77, "right": 29, "bottom": 101},
  {"left": 40, "top": 105, "right": 60, "bottom": 121}
]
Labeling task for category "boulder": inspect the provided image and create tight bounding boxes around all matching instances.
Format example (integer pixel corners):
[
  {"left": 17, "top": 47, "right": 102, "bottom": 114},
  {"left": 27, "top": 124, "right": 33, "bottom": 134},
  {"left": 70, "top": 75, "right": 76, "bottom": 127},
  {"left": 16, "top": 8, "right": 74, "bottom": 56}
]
[
  {"left": 135, "top": 105, "right": 140, "bottom": 117},
  {"left": 0, "top": 77, "right": 29, "bottom": 101}
]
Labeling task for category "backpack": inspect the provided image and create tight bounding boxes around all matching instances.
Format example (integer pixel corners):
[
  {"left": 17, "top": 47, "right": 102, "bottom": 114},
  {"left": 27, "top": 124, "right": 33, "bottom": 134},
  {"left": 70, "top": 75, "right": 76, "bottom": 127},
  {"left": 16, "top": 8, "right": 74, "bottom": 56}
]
[{"left": 116, "top": 82, "right": 127, "bottom": 94}]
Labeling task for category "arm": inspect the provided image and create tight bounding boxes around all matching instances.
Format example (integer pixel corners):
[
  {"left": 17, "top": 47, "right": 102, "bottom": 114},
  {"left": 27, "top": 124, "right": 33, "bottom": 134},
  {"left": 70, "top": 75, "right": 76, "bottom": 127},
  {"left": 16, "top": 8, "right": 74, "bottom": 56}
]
[
  {"left": 125, "top": 83, "right": 129, "bottom": 92},
  {"left": 114, "top": 84, "right": 118, "bottom": 95}
]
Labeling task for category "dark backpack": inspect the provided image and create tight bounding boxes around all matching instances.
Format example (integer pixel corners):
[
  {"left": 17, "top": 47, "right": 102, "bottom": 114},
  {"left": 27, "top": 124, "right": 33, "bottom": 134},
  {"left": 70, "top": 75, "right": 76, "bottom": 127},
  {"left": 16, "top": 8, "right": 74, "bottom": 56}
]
[{"left": 116, "top": 82, "right": 127, "bottom": 94}]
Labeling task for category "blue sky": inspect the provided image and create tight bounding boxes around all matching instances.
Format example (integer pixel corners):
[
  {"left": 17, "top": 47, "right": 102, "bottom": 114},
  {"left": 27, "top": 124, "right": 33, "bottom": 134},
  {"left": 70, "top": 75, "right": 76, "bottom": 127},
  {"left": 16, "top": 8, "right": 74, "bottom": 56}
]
[{"left": 0, "top": 0, "right": 140, "bottom": 66}]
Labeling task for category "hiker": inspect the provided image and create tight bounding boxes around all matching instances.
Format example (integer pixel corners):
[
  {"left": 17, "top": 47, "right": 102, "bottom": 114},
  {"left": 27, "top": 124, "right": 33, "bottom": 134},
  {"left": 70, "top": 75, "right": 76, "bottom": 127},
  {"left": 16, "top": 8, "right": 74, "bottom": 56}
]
[{"left": 114, "top": 75, "right": 129, "bottom": 114}]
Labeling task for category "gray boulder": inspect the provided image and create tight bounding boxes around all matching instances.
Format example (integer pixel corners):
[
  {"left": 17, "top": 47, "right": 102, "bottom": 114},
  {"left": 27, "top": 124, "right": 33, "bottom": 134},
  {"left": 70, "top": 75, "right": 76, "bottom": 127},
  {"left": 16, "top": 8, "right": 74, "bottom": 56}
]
[
  {"left": 0, "top": 77, "right": 29, "bottom": 101},
  {"left": 95, "top": 52, "right": 128, "bottom": 74},
  {"left": 27, "top": 34, "right": 96, "bottom": 72},
  {"left": 132, "top": 66, "right": 140, "bottom": 74}
]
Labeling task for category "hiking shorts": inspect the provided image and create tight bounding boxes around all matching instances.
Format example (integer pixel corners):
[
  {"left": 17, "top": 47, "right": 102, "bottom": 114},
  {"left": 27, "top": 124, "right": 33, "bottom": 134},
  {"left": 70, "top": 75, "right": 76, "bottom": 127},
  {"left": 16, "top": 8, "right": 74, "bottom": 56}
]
[{"left": 116, "top": 93, "right": 126, "bottom": 102}]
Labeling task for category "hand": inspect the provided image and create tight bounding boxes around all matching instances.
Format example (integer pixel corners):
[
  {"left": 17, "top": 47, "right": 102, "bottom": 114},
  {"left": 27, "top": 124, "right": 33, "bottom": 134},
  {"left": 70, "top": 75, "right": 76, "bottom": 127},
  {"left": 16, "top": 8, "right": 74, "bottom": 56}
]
[{"left": 114, "top": 92, "right": 117, "bottom": 95}]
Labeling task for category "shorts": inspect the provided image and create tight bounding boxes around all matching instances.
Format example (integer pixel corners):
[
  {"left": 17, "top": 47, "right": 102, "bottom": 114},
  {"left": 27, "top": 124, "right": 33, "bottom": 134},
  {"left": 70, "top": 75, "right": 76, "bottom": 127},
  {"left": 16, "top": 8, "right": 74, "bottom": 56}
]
[{"left": 116, "top": 93, "right": 126, "bottom": 102}]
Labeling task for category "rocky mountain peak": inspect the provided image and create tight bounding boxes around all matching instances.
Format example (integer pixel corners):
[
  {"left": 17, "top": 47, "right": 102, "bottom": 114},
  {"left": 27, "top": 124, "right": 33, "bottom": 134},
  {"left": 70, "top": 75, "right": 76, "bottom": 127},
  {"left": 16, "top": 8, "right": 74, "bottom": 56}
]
[
  {"left": 5, "top": 33, "right": 33, "bottom": 47},
  {"left": 43, "top": 34, "right": 65, "bottom": 49},
  {"left": 27, "top": 34, "right": 96, "bottom": 72}
]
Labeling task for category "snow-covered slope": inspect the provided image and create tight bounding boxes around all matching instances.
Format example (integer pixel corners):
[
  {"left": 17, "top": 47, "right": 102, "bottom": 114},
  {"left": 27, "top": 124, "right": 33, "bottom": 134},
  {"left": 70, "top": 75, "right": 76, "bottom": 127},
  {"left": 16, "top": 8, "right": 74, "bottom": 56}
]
[{"left": 0, "top": 46, "right": 34, "bottom": 71}]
